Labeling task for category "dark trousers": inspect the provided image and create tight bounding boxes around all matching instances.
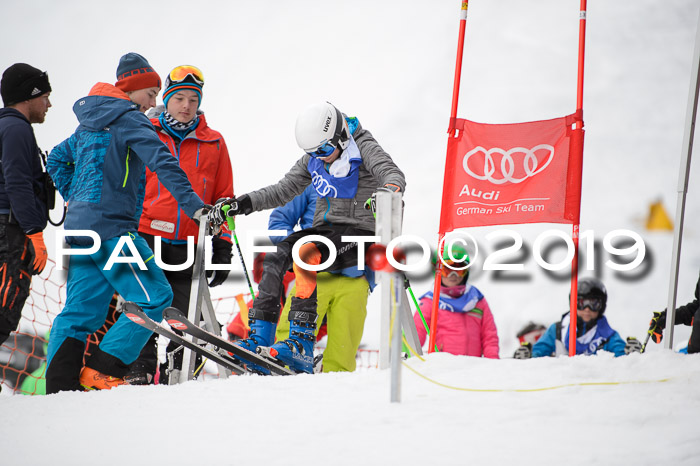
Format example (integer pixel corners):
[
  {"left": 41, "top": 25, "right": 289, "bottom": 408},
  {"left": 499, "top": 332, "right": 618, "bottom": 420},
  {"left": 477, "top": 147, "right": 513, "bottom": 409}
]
[
  {"left": 251, "top": 225, "right": 374, "bottom": 323},
  {"left": 0, "top": 218, "right": 35, "bottom": 345},
  {"left": 131, "top": 234, "right": 196, "bottom": 376},
  {"left": 687, "top": 307, "right": 700, "bottom": 354}
]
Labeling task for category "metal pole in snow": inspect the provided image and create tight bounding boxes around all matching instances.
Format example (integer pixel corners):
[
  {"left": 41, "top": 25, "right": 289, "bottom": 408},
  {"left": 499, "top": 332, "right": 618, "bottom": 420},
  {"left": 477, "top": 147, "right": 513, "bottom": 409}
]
[
  {"left": 390, "top": 276, "right": 403, "bottom": 403},
  {"left": 664, "top": 6, "right": 700, "bottom": 349}
]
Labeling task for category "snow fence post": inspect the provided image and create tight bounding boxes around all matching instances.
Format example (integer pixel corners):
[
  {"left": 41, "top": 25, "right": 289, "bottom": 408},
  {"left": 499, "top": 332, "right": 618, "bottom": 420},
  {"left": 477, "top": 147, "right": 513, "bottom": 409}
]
[
  {"left": 390, "top": 273, "right": 403, "bottom": 403},
  {"left": 374, "top": 190, "right": 407, "bottom": 402},
  {"left": 376, "top": 191, "right": 402, "bottom": 370},
  {"left": 665, "top": 5, "right": 700, "bottom": 349}
]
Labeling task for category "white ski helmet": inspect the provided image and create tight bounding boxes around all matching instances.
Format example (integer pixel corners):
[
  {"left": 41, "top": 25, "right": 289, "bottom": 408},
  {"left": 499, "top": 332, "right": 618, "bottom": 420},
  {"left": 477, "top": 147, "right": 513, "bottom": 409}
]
[{"left": 295, "top": 102, "right": 350, "bottom": 156}]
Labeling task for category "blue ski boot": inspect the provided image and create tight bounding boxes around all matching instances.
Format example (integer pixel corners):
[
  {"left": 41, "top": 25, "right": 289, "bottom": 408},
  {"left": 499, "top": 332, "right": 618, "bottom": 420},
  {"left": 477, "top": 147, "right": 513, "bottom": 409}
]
[
  {"left": 234, "top": 318, "right": 276, "bottom": 374},
  {"left": 265, "top": 311, "right": 317, "bottom": 374}
]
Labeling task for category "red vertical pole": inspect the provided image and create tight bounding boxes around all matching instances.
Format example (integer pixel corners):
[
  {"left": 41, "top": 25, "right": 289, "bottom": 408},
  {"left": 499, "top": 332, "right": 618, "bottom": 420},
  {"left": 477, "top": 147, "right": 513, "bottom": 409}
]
[
  {"left": 428, "top": 233, "right": 445, "bottom": 353},
  {"left": 568, "top": 0, "right": 587, "bottom": 356},
  {"left": 429, "top": 1, "right": 469, "bottom": 353},
  {"left": 448, "top": 1, "right": 469, "bottom": 136}
]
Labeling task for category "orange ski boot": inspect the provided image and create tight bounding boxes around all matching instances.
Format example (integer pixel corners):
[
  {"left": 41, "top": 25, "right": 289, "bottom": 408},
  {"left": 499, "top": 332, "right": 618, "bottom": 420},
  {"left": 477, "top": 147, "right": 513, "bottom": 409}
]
[{"left": 80, "top": 367, "right": 128, "bottom": 391}]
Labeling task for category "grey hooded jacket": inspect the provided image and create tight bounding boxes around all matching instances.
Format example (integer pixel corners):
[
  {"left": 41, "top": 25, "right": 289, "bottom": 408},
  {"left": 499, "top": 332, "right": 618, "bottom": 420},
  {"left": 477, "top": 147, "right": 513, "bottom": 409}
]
[{"left": 247, "top": 118, "right": 405, "bottom": 232}]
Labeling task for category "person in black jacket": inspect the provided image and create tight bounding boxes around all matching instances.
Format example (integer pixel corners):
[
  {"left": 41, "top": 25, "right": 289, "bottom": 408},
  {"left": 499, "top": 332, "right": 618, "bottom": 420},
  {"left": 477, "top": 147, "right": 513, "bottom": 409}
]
[
  {"left": 0, "top": 63, "right": 52, "bottom": 346},
  {"left": 649, "top": 271, "right": 700, "bottom": 353}
]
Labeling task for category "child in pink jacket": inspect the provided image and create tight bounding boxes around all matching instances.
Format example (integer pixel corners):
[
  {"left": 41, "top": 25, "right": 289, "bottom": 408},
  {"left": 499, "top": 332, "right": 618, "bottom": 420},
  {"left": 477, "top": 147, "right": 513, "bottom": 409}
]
[{"left": 414, "top": 248, "right": 499, "bottom": 358}]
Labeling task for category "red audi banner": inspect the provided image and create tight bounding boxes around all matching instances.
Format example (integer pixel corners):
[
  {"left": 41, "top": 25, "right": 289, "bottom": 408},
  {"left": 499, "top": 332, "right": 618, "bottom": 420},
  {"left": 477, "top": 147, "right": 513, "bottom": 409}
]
[{"left": 439, "top": 113, "right": 584, "bottom": 232}]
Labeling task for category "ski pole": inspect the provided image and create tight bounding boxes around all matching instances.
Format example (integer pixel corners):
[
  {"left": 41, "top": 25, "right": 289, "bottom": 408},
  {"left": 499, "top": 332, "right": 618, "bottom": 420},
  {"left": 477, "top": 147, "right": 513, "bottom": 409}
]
[
  {"left": 222, "top": 205, "right": 255, "bottom": 299},
  {"left": 641, "top": 330, "right": 653, "bottom": 353},
  {"left": 403, "top": 275, "right": 439, "bottom": 353},
  {"left": 641, "top": 312, "right": 663, "bottom": 353},
  {"left": 193, "top": 358, "right": 207, "bottom": 377}
]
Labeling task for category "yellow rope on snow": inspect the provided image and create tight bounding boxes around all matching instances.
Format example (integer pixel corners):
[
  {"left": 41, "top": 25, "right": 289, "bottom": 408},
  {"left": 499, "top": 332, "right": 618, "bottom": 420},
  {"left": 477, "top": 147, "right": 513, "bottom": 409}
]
[
  {"left": 401, "top": 362, "right": 673, "bottom": 393},
  {"left": 387, "top": 276, "right": 673, "bottom": 393},
  {"left": 403, "top": 335, "right": 425, "bottom": 362}
]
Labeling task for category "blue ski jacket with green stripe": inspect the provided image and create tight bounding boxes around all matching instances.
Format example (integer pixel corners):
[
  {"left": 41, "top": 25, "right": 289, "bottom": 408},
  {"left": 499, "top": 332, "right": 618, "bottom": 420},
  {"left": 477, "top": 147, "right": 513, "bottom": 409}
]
[{"left": 48, "top": 83, "right": 203, "bottom": 246}]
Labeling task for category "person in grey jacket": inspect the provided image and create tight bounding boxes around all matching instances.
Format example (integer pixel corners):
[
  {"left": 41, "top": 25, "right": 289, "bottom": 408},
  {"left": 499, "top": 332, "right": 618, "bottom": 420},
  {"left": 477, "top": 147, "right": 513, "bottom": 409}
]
[{"left": 226, "top": 101, "right": 405, "bottom": 373}]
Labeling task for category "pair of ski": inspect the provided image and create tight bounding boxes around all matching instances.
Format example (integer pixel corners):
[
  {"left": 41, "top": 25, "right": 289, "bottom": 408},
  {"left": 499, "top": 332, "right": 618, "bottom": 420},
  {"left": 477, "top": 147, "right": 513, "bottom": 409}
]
[{"left": 122, "top": 302, "right": 294, "bottom": 376}]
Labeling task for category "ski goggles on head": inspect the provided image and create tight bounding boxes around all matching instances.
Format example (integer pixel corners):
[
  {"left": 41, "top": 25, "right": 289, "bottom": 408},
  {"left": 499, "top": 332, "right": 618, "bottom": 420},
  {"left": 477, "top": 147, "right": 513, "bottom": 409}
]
[
  {"left": 440, "top": 260, "right": 468, "bottom": 278},
  {"left": 168, "top": 65, "right": 204, "bottom": 85},
  {"left": 577, "top": 296, "right": 604, "bottom": 312},
  {"left": 307, "top": 141, "right": 337, "bottom": 158}
]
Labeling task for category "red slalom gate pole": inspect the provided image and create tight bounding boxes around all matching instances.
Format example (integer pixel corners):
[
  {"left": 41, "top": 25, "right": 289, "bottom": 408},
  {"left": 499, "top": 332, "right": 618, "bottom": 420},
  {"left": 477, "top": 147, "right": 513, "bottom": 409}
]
[
  {"left": 569, "top": 0, "right": 588, "bottom": 356},
  {"left": 430, "top": 1, "right": 469, "bottom": 354},
  {"left": 448, "top": 1, "right": 469, "bottom": 137},
  {"left": 576, "top": 0, "right": 587, "bottom": 119},
  {"left": 568, "top": 226, "right": 580, "bottom": 356},
  {"left": 428, "top": 234, "right": 445, "bottom": 353}
]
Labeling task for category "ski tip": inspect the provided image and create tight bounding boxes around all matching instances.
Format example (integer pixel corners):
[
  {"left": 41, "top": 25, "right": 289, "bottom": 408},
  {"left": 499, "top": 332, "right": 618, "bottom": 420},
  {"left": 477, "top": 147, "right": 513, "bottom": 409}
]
[
  {"left": 163, "top": 306, "right": 184, "bottom": 316},
  {"left": 122, "top": 301, "right": 142, "bottom": 314}
]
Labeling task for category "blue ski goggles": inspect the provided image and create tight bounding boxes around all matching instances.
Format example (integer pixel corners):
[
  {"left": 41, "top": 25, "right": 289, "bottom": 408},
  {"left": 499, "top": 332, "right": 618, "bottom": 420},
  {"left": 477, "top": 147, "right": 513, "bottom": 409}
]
[{"left": 307, "top": 141, "right": 337, "bottom": 158}]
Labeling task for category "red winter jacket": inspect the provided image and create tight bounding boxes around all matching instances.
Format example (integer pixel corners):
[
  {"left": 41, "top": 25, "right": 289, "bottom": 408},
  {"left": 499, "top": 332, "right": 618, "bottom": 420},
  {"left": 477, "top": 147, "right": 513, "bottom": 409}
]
[{"left": 139, "top": 113, "right": 233, "bottom": 242}]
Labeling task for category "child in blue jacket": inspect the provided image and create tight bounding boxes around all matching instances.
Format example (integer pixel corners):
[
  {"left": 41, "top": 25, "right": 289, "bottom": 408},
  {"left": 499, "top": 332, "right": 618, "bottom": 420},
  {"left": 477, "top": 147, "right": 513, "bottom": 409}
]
[{"left": 515, "top": 278, "right": 627, "bottom": 358}]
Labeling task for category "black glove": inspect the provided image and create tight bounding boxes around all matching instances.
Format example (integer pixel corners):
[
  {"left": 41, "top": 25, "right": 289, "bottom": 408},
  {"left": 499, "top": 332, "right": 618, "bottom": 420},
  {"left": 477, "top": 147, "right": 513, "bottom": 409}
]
[
  {"left": 207, "top": 237, "right": 233, "bottom": 287},
  {"left": 624, "top": 336, "right": 643, "bottom": 355},
  {"left": 226, "top": 194, "right": 253, "bottom": 216},
  {"left": 192, "top": 204, "right": 212, "bottom": 226},
  {"left": 513, "top": 342, "right": 532, "bottom": 359},
  {"left": 649, "top": 310, "right": 666, "bottom": 344},
  {"left": 208, "top": 198, "right": 235, "bottom": 226}
]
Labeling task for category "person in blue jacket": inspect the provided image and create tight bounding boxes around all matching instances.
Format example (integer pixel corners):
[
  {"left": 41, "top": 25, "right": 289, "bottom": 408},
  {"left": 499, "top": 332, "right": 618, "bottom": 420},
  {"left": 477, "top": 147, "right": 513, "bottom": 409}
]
[
  {"left": 45, "top": 53, "right": 211, "bottom": 393},
  {"left": 514, "top": 277, "right": 627, "bottom": 358},
  {"left": 267, "top": 184, "right": 317, "bottom": 244},
  {"left": 269, "top": 184, "right": 375, "bottom": 372},
  {"left": 0, "top": 63, "right": 52, "bottom": 347}
]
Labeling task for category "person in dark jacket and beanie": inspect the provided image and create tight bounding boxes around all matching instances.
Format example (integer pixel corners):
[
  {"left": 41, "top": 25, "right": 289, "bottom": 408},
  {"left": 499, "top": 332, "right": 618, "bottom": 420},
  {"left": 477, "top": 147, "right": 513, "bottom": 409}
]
[
  {"left": 125, "top": 65, "right": 234, "bottom": 384},
  {"left": 45, "top": 53, "right": 212, "bottom": 393},
  {"left": 648, "top": 271, "right": 700, "bottom": 353},
  {"left": 0, "top": 63, "right": 52, "bottom": 346}
]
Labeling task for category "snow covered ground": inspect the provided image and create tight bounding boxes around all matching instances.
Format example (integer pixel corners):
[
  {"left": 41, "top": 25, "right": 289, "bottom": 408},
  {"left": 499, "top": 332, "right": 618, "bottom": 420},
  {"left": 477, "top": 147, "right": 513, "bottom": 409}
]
[
  {"left": 3, "top": 351, "right": 698, "bottom": 465},
  {"left": 2, "top": 0, "right": 700, "bottom": 464}
]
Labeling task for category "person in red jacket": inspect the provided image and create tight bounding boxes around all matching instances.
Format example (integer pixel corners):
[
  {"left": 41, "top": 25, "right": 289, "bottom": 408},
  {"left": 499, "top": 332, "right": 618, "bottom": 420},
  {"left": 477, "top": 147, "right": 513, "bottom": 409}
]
[{"left": 126, "top": 65, "right": 234, "bottom": 384}]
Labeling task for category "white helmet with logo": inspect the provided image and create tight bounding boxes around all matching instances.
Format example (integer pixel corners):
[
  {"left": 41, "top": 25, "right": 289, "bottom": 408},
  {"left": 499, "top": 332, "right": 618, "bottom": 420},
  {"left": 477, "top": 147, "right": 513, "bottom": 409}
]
[{"left": 295, "top": 102, "right": 350, "bottom": 155}]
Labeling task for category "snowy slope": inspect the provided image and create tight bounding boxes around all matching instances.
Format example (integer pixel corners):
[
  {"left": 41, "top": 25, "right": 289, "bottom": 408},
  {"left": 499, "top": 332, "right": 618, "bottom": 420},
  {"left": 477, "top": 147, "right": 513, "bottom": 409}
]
[
  {"left": 3, "top": 351, "right": 699, "bottom": 465},
  {"left": 1, "top": 0, "right": 700, "bottom": 464}
]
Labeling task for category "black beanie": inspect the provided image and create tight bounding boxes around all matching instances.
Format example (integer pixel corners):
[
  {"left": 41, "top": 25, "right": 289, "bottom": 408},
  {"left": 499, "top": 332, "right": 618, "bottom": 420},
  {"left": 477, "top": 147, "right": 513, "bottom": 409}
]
[{"left": 1, "top": 63, "right": 52, "bottom": 107}]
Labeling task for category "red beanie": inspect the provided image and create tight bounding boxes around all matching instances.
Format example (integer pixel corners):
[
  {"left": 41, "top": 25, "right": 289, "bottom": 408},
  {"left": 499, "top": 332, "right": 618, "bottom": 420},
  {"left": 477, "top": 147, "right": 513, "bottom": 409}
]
[{"left": 114, "top": 53, "right": 161, "bottom": 92}]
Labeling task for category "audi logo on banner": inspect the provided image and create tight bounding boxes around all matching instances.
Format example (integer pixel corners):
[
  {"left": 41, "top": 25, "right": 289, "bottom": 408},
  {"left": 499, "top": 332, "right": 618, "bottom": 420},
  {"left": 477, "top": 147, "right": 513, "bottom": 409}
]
[{"left": 462, "top": 144, "right": 555, "bottom": 185}]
